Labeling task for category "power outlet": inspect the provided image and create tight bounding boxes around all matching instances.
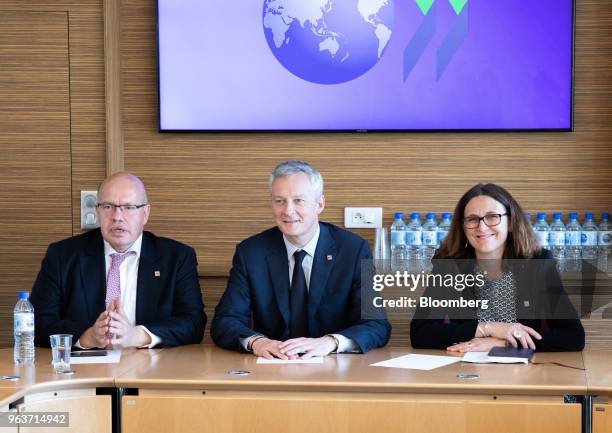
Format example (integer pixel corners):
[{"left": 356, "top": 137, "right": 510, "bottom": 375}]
[
  {"left": 344, "top": 207, "right": 383, "bottom": 228},
  {"left": 81, "top": 190, "right": 99, "bottom": 230}
]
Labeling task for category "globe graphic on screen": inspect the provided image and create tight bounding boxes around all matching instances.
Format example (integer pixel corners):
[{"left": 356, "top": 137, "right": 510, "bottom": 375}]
[{"left": 263, "top": 0, "right": 394, "bottom": 85}]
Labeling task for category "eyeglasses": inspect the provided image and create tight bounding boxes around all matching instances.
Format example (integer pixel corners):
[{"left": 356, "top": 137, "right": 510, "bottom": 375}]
[
  {"left": 97, "top": 202, "right": 148, "bottom": 214},
  {"left": 463, "top": 213, "right": 508, "bottom": 229}
]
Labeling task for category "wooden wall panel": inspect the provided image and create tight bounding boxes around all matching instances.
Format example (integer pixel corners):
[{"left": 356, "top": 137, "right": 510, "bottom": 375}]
[
  {"left": 66, "top": 4, "right": 107, "bottom": 233},
  {"left": 0, "top": 11, "right": 72, "bottom": 346},
  {"left": 0, "top": 1, "right": 106, "bottom": 347}
]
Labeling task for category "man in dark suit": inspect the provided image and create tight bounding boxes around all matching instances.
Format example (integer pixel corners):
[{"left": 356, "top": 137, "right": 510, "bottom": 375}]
[
  {"left": 211, "top": 161, "right": 390, "bottom": 359},
  {"left": 30, "top": 172, "right": 205, "bottom": 348}
]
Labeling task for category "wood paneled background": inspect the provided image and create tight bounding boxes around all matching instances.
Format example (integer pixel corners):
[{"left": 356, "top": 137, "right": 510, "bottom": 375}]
[{"left": 0, "top": 0, "right": 610, "bottom": 348}]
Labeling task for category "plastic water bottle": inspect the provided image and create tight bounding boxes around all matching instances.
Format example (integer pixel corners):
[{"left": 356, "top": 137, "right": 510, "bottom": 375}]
[
  {"left": 581, "top": 213, "right": 598, "bottom": 262},
  {"left": 549, "top": 213, "right": 566, "bottom": 259},
  {"left": 422, "top": 213, "right": 438, "bottom": 260},
  {"left": 437, "top": 213, "right": 452, "bottom": 245},
  {"left": 534, "top": 213, "right": 550, "bottom": 248},
  {"left": 390, "top": 212, "right": 407, "bottom": 271},
  {"left": 566, "top": 213, "right": 582, "bottom": 260},
  {"left": 14, "top": 291, "right": 35, "bottom": 365},
  {"left": 406, "top": 213, "right": 423, "bottom": 260},
  {"left": 598, "top": 213, "right": 611, "bottom": 271}
]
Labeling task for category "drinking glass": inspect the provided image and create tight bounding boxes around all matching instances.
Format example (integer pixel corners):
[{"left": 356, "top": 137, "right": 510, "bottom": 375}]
[
  {"left": 374, "top": 227, "right": 390, "bottom": 272},
  {"left": 50, "top": 334, "right": 73, "bottom": 374}
]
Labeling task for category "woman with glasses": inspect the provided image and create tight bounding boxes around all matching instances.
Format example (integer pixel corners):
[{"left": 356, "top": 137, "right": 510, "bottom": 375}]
[{"left": 410, "top": 183, "right": 585, "bottom": 352}]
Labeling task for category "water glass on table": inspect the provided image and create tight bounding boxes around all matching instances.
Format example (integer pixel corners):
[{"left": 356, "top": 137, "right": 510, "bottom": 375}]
[{"left": 50, "top": 334, "right": 74, "bottom": 374}]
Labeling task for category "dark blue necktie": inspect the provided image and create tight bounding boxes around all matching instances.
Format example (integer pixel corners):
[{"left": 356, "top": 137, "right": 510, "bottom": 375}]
[{"left": 290, "top": 249, "right": 309, "bottom": 338}]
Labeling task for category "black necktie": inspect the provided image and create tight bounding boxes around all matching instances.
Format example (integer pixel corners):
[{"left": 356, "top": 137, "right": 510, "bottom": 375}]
[{"left": 290, "top": 249, "right": 309, "bottom": 338}]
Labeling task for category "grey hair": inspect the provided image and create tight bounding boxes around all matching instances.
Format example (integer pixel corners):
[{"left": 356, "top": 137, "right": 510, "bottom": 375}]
[{"left": 269, "top": 160, "right": 324, "bottom": 199}]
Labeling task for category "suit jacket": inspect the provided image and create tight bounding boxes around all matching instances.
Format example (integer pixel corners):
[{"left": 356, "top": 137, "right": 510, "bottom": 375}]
[
  {"left": 211, "top": 222, "right": 391, "bottom": 353},
  {"left": 410, "top": 249, "right": 585, "bottom": 352},
  {"left": 30, "top": 229, "right": 206, "bottom": 347}
]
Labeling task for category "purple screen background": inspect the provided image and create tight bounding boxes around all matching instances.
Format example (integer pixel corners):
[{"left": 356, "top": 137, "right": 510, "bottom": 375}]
[{"left": 158, "top": 0, "right": 573, "bottom": 130}]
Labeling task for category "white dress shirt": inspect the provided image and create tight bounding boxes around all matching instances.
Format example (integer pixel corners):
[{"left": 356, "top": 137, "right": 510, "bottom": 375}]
[
  {"left": 242, "top": 224, "right": 358, "bottom": 353},
  {"left": 77, "top": 234, "right": 161, "bottom": 348}
]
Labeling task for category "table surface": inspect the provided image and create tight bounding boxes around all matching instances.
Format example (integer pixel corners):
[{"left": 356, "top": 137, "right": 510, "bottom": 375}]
[
  {"left": 0, "top": 347, "right": 163, "bottom": 406},
  {"left": 583, "top": 350, "right": 612, "bottom": 395},
  {"left": 0, "top": 345, "right": 608, "bottom": 406},
  {"left": 114, "top": 345, "right": 588, "bottom": 395}
]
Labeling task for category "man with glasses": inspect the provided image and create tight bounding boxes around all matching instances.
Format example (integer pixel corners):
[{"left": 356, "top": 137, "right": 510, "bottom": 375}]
[{"left": 30, "top": 172, "right": 205, "bottom": 349}]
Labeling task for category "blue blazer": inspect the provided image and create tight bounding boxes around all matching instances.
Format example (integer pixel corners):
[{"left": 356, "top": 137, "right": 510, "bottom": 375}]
[
  {"left": 211, "top": 222, "right": 391, "bottom": 353},
  {"left": 30, "top": 229, "right": 206, "bottom": 347}
]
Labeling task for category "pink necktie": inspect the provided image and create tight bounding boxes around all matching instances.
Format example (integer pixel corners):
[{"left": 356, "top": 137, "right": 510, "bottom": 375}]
[{"left": 105, "top": 251, "right": 135, "bottom": 308}]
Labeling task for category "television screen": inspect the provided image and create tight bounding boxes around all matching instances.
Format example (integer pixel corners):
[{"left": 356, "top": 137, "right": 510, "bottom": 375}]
[{"left": 157, "top": 0, "right": 574, "bottom": 131}]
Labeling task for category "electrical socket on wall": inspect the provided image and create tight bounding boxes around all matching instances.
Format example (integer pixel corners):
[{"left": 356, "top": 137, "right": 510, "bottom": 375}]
[
  {"left": 344, "top": 207, "right": 383, "bottom": 228},
  {"left": 81, "top": 190, "right": 99, "bottom": 230}
]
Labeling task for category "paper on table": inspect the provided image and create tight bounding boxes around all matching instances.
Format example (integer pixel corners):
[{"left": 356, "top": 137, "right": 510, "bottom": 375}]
[
  {"left": 70, "top": 349, "right": 122, "bottom": 364},
  {"left": 371, "top": 354, "right": 460, "bottom": 371},
  {"left": 256, "top": 357, "right": 324, "bottom": 364},
  {"left": 462, "top": 351, "right": 529, "bottom": 364}
]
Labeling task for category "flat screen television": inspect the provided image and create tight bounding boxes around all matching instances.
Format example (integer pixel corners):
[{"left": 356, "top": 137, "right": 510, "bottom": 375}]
[{"left": 157, "top": 0, "right": 574, "bottom": 131}]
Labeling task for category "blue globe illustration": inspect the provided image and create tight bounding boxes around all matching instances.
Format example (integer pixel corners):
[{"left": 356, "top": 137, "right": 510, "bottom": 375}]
[{"left": 263, "top": 0, "right": 394, "bottom": 85}]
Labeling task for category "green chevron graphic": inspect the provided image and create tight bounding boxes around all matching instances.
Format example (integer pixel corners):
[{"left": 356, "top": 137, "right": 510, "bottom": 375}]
[
  {"left": 449, "top": 0, "right": 468, "bottom": 15},
  {"left": 416, "top": 0, "right": 435, "bottom": 15},
  {"left": 416, "top": 0, "right": 468, "bottom": 16}
]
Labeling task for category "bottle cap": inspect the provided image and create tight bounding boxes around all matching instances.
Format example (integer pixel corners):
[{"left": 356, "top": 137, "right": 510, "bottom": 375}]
[
  {"left": 552, "top": 212, "right": 562, "bottom": 220},
  {"left": 537, "top": 212, "right": 547, "bottom": 220},
  {"left": 569, "top": 212, "right": 578, "bottom": 220},
  {"left": 394, "top": 212, "right": 404, "bottom": 219},
  {"left": 410, "top": 213, "right": 421, "bottom": 220},
  {"left": 426, "top": 213, "right": 436, "bottom": 219},
  {"left": 442, "top": 213, "right": 452, "bottom": 219},
  {"left": 585, "top": 212, "right": 594, "bottom": 220},
  {"left": 602, "top": 213, "right": 610, "bottom": 220},
  {"left": 18, "top": 291, "right": 29, "bottom": 300},
  {"left": 524, "top": 212, "right": 531, "bottom": 220}
]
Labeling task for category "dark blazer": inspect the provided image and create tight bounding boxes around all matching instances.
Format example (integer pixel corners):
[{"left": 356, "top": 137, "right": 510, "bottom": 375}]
[
  {"left": 410, "top": 249, "right": 585, "bottom": 352},
  {"left": 211, "top": 222, "right": 391, "bottom": 353},
  {"left": 30, "top": 229, "right": 206, "bottom": 347}
]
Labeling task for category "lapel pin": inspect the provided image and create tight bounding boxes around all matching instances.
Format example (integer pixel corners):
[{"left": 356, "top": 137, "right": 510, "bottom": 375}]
[
  {"left": 524, "top": 300, "right": 530, "bottom": 307},
  {"left": 154, "top": 271, "right": 161, "bottom": 277},
  {"left": 326, "top": 255, "right": 333, "bottom": 261}
]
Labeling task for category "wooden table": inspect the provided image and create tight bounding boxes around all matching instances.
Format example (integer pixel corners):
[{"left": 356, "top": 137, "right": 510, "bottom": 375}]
[
  {"left": 116, "top": 346, "right": 586, "bottom": 433},
  {"left": 0, "top": 345, "right": 607, "bottom": 433},
  {"left": 584, "top": 351, "right": 612, "bottom": 433},
  {"left": 0, "top": 347, "right": 162, "bottom": 433}
]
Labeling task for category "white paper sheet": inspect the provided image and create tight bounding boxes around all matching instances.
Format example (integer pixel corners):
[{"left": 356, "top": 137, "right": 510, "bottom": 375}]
[
  {"left": 70, "top": 349, "right": 122, "bottom": 364},
  {"left": 256, "top": 356, "right": 324, "bottom": 364},
  {"left": 371, "top": 354, "right": 460, "bottom": 370}
]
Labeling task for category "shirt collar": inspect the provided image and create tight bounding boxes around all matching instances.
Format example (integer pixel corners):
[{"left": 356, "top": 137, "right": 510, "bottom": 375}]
[
  {"left": 283, "top": 224, "right": 320, "bottom": 260},
  {"left": 103, "top": 233, "right": 143, "bottom": 259}
]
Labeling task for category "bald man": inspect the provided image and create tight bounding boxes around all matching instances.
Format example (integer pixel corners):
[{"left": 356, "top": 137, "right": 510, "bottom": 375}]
[{"left": 30, "top": 172, "right": 205, "bottom": 348}]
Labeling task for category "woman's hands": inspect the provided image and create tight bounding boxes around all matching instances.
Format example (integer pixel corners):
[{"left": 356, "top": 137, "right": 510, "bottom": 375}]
[{"left": 447, "top": 337, "right": 506, "bottom": 353}]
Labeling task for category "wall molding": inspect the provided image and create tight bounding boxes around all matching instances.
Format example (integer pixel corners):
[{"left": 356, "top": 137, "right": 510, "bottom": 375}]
[{"left": 104, "top": 0, "right": 123, "bottom": 174}]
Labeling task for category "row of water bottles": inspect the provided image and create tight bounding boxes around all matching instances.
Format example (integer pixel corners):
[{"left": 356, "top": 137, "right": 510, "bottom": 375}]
[
  {"left": 390, "top": 212, "right": 452, "bottom": 271},
  {"left": 531, "top": 212, "right": 611, "bottom": 271}
]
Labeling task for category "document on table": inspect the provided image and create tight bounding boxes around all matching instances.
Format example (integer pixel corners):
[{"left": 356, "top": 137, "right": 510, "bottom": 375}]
[
  {"left": 257, "top": 357, "right": 324, "bottom": 364},
  {"left": 371, "top": 354, "right": 460, "bottom": 371},
  {"left": 461, "top": 352, "right": 490, "bottom": 363},
  {"left": 462, "top": 351, "right": 530, "bottom": 364},
  {"left": 70, "top": 349, "right": 122, "bottom": 364}
]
